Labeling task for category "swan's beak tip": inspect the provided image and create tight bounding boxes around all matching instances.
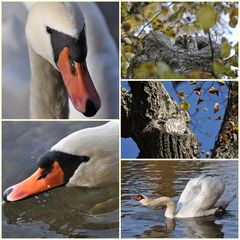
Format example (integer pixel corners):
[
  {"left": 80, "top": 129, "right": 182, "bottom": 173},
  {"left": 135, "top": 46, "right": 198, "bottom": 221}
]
[{"left": 3, "top": 187, "right": 13, "bottom": 203}]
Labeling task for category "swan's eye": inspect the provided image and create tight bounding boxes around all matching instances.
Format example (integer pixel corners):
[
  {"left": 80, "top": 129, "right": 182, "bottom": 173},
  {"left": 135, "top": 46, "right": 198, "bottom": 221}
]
[
  {"left": 46, "top": 26, "right": 52, "bottom": 34},
  {"left": 69, "top": 58, "right": 76, "bottom": 75},
  {"left": 37, "top": 167, "right": 52, "bottom": 180}
]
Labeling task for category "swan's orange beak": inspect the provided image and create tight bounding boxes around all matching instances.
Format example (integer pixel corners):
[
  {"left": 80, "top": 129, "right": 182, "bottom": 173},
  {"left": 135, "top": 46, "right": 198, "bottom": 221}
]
[
  {"left": 132, "top": 195, "right": 141, "bottom": 201},
  {"left": 57, "top": 47, "right": 101, "bottom": 117},
  {"left": 3, "top": 161, "right": 64, "bottom": 202}
]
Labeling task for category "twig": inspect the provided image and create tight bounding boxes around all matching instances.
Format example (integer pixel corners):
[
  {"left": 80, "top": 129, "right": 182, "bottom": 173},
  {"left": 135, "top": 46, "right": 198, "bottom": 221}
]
[{"left": 208, "top": 30, "right": 218, "bottom": 79}]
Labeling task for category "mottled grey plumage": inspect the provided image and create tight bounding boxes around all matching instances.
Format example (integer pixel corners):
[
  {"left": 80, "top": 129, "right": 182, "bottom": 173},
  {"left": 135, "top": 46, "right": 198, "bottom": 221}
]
[{"left": 174, "top": 35, "right": 198, "bottom": 51}]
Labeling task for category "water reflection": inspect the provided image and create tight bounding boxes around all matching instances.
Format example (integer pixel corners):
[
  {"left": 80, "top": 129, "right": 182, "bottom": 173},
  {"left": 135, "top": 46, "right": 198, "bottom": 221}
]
[
  {"left": 138, "top": 216, "right": 225, "bottom": 238},
  {"left": 3, "top": 122, "right": 119, "bottom": 238},
  {"left": 121, "top": 160, "right": 238, "bottom": 238}
]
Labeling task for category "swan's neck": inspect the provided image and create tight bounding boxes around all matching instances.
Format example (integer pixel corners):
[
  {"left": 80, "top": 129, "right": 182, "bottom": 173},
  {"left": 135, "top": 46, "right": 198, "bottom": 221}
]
[
  {"left": 144, "top": 197, "right": 176, "bottom": 218},
  {"left": 163, "top": 198, "right": 176, "bottom": 219},
  {"left": 28, "top": 46, "right": 69, "bottom": 119}
]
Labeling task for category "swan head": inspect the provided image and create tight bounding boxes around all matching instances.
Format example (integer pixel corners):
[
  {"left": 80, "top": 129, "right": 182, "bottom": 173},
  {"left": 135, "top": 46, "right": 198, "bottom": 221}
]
[
  {"left": 3, "top": 121, "right": 119, "bottom": 202},
  {"left": 25, "top": 3, "right": 101, "bottom": 117},
  {"left": 132, "top": 194, "right": 145, "bottom": 201}
]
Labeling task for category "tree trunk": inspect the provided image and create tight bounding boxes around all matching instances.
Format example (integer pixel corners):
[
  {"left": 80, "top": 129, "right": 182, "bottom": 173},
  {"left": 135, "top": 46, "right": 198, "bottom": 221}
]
[
  {"left": 127, "top": 32, "right": 221, "bottom": 79},
  {"left": 211, "top": 83, "right": 238, "bottom": 158},
  {"left": 121, "top": 81, "right": 199, "bottom": 158}
]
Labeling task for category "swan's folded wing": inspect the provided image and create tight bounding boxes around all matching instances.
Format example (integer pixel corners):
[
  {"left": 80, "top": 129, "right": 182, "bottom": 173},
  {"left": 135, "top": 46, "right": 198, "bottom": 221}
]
[
  {"left": 177, "top": 175, "right": 207, "bottom": 210},
  {"left": 178, "top": 176, "right": 225, "bottom": 217}
]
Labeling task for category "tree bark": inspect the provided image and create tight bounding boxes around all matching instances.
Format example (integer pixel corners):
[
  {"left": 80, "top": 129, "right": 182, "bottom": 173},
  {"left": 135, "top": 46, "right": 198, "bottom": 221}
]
[
  {"left": 211, "top": 83, "right": 238, "bottom": 158},
  {"left": 121, "top": 81, "right": 199, "bottom": 158},
  {"left": 127, "top": 32, "right": 221, "bottom": 79}
]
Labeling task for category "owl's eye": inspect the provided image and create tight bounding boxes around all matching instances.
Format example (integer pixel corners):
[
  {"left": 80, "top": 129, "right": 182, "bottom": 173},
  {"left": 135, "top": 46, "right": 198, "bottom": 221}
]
[{"left": 46, "top": 26, "right": 52, "bottom": 34}]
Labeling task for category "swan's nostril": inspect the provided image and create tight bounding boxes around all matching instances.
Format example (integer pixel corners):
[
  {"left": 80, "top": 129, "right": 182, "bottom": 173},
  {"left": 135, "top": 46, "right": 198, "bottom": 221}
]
[
  {"left": 84, "top": 99, "right": 97, "bottom": 117},
  {"left": 3, "top": 187, "right": 13, "bottom": 203}
]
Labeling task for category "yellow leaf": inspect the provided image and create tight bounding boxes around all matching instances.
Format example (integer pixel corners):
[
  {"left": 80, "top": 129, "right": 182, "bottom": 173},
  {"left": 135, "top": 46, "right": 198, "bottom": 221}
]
[
  {"left": 161, "top": 6, "right": 169, "bottom": 15},
  {"left": 181, "top": 101, "right": 190, "bottom": 110},
  {"left": 177, "top": 92, "right": 185, "bottom": 99}
]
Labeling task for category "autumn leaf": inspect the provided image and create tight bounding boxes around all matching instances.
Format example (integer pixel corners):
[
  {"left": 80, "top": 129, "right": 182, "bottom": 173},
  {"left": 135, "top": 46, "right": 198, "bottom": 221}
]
[
  {"left": 181, "top": 101, "right": 190, "bottom": 110},
  {"left": 215, "top": 116, "right": 222, "bottom": 120},
  {"left": 220, "top": 135, "right": 228, "bottom": 143},
  {"left": 193, "top": 87, "right": 201, "bottom": 96},
  {"left": 197, "top": 97, "right": 204, "bottom": 104},
  {"left": 190, "top": 80, "right": 197, "bottom": 85},
  {"left": 214, "top": 102, "right": 219, "bottom": 113},
  {"left": 230, "top": 125, "right": 238, "bottom": 132},
  {"left": 218, "top": 80, "right": 225, "bottom": 85},
  {"left": 229, "top": 16, "right": 238, "bottom": 28},
  {"left": 122, "top": 22, "right": 131, "bottom": 32},
  {"left": 208, "top": 86, "right": 219, "bottom": 96},
  {"left": 177, "top": 92, "right": 185, "bottom": 99}
]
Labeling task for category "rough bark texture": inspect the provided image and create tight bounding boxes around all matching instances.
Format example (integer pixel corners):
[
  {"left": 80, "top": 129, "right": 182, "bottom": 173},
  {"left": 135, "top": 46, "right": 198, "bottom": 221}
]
[
  {"left": 211, "top": 83, "right": 238, "bottom": 158},
  {"left": 121, "top": 81, "right": 199, "bottom": 158},
  {"left": 127, "top": 32, "right": 221, "bottom": 78}
]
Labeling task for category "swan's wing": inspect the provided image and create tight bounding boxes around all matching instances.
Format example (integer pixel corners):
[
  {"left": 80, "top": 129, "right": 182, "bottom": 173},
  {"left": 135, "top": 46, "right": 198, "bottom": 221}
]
[
  {"left": 2, "top": 2, "right": 30, "bottom": 118},
  {"left": 177, "top": 175, "right": 207, "bottom": 209},
  {"left": 178, "top": 176, "right": 225, "bottom": 217},
  {"left": 69, "top": 3, "right": 119, "bottom": 119}
]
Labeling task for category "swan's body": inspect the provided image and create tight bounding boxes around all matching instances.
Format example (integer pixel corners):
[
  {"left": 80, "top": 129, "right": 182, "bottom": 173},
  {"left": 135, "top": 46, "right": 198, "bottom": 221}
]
[
  {"left": 133, "top": 175, "right": 235, "bottom": 218},
  {"left": 3, "top": 3, "right": 118, "bottom": 119},
  {"left": 3, "top": 121, "right": 119, "bottom": 202}
]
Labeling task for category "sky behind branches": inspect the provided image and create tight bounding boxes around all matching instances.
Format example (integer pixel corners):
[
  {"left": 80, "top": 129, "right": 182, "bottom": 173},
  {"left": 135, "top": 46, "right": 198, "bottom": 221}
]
[{"left": 121, "top": 81, "right": 230, "bottom": 158}]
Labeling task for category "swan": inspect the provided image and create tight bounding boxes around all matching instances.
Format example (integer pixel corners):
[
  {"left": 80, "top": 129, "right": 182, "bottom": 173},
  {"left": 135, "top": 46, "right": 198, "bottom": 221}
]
[
  {"left": 3, "top": 121, "right": 119, "bottom": 202},
  {"left": 2, "top": 2, "right": 118, "bottom": 119},
  {"left": 132, "top": 175, "right": 235, "bottom": 218}
]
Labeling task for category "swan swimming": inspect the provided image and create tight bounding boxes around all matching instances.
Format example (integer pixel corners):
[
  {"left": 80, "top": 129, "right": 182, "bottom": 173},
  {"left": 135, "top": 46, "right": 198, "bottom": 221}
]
[
  {"left": 3, "top": 121, "right": 119, "bottom": 202},
  {"left": 3, "top": 2, "right": 118, "bottom": 119},
  {"left": 133, "top": 175, "right": 235, "bottom": 218}
]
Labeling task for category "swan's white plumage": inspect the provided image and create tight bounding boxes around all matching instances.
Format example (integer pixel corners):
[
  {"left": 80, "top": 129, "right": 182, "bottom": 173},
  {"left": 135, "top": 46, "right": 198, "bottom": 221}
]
[
  {"left": 137, "top": 175, "right": 234, "bottom": 218},
  {"left": 26, "top": 3, "right": 85, "bottom": 69},
  {"left": 51, "top": 121, "right": 119, "bottom": 187},
  {"left": 3, "top": 2, "right": 118, "bottom": 119}
]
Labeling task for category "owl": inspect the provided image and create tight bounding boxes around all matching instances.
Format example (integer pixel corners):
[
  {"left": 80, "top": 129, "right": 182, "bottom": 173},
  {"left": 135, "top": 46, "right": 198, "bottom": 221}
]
[{"left": 174, "top": 35, "right": 198, "bottom": 51}]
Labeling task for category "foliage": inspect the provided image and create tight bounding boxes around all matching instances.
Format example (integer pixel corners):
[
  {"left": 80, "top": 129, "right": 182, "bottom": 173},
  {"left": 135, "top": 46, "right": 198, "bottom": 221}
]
[
  {"left": 171, "top": 81, "right": 238, "bottom": 157},
  {"left": 121, "top": 2, "right": 238, "bottom": 79}
]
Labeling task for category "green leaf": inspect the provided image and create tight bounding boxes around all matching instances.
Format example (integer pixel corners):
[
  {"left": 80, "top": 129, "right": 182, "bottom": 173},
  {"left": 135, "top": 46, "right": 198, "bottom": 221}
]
[
  {"left": 181, "top": 101, "right": 190, "bottom": 110},
  {"left": 196, "top": 5, "right": 216, "bottom": 33},
  {"left": 213, "top": 59, "right": 224, "bottom": 77},
  {"left": 220, "top": 41, "right": 231, "bottom": 58},
  {"left": 173, "top": 4, "right": 178, "bottom": 11}
]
